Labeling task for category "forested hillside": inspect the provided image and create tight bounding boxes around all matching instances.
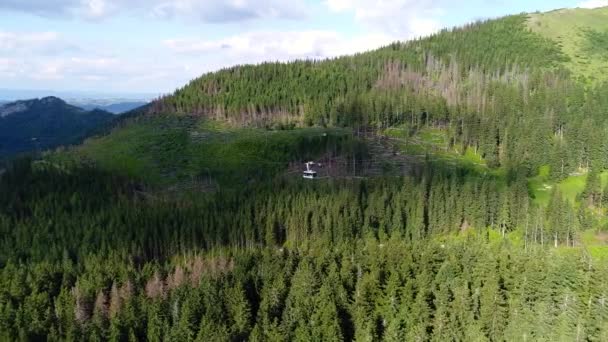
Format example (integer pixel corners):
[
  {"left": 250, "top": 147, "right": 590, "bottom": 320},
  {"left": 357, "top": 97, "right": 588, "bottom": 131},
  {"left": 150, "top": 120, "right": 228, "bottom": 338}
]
[
  {"left": 2, "top": 7, "right": 608, "bottom": 341},
  {"left": 2, "top": 156, "right": 608, "bottom": 341},
  {"left": 0, "top": 97, "right": 114, "bottom": 162},
  {"left": 151, "top": 13, "right": 608, "bottom": 178}
]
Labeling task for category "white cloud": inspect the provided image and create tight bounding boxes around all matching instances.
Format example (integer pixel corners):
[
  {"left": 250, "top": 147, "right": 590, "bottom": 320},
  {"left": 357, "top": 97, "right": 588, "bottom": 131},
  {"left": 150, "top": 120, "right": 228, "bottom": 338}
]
[
  {"left": 79, "top": 0, "right": 117, "bottom": 19},
  {"left": 325, "top": 0, "right": 352, "bottom": 12},
  {"left": 68, "top": 57, "right": 120, "bottom": 69},
  {"left": 0, "top": 58, "right": 22, "bottom": 78},
  {"left": 0, "top": 0, "right": 116, "bottom": 19},
  {"left": 0, "top": 0, "right": 445, "bottom": 94},
  {"left": 578, "top": 0, "right": 608, "bottom": 8},
  {"left": 151, "top": 0, "right": 307, "bottom": 22},
  {"left": 0, "top": 31, "right": 59, "bottom": 51},
  {"left": 0, "top": 0, "right": 307, "bottom": 22},
  {"left": 0, "top": 27, "right": 190, "bottom": 92},
  {"left": 81, "top": 74, "right": 109, "bottom": 81},
  {"left": 0, "top": 50, "right": 189, "bottom": 93},
  {"left": 34, "top": 63, "right": 64, "bottom": 80},
  {"left": 164, "top": 30, "right": 394, "bottom": 63},
  {"left": 0, "top": 30, "right": 83, "bottom": 58},
  {"left": 324, "top": 0, "right": 443, "bottom": 39},
  {"left": 160, "top": 30, "right": 402, "bottom": 91},
  {"left": 0, "top": 58, "right": 63, "bottom": 81}
]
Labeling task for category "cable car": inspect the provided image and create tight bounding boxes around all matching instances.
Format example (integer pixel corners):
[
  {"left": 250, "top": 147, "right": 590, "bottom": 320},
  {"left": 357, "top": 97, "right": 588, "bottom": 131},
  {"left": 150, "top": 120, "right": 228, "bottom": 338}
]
[{"left": 303, "top": 161, "right": 318, "bottom": 180}]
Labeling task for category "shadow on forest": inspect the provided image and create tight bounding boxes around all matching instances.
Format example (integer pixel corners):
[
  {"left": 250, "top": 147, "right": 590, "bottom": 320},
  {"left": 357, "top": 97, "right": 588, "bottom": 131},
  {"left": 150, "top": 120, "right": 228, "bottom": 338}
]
[{"left": 0, "top": 145, "right": 531, "bottom": 266}]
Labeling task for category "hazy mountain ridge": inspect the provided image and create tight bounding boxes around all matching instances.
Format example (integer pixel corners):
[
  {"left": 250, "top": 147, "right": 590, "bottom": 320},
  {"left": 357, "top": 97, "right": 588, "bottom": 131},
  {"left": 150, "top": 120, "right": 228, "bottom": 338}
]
[
  {"left": 0, "top": 88, "right": 153, "bottom": 114},
  {"left": 0, "top": 96, "right": 114, "bottom": 160},
  {"left": 76, "top": 101, "right": 148, "bottom": 114},
  {"left": 0, "top": 88, "right": 155, "bottom": 103}
]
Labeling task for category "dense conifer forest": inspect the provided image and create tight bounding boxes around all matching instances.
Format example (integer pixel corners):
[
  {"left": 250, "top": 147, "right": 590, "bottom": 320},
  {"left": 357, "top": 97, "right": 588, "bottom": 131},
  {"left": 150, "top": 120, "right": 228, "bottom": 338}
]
[
  {"left": 2, "top": 8, "right": 608, "bottom": 341},
  {"left": 2, "top": 158, "right": 608, "bottom": 341}
]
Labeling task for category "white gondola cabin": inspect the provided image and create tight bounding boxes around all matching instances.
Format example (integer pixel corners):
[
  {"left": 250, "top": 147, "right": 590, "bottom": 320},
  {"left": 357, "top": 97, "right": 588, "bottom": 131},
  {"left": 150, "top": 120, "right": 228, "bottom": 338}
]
[{"left": 303, "top": 161, "right": 318, "bottom": 179}]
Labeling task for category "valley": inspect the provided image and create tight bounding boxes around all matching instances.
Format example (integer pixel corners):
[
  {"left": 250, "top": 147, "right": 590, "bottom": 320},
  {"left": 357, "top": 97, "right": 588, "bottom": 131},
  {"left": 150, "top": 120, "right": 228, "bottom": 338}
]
[{"left": 2, "top": 5, "right": 608, "bottom": 341}]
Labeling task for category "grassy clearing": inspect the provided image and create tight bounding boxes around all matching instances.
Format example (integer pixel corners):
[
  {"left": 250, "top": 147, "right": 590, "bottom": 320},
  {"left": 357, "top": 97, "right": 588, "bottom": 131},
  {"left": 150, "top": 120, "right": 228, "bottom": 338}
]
[
  {"left": 187, "top": 124, "right": 352, "bottom": 184},
  {"left": 559, "top": 174, "right": 587, "bottom": 204},
  {"left": 529, "top": 166, "right": 587, "bottom": 206},
  {"left": 574, "top": 230, "right": 608, "bottom": 260},
  {"left": 483, "top": 226, "right": 608, "bottom": 262},
  {"left": 528, "top": 7, "right": 608, "bottom": 83},
  {"left": 462, "top": 147, "right": 485, "bottom": 165},
  {"left": 384, "top": 127, "right": 408, "bottom": 139},
  {"left": 487, "top": 228, "right": 525, "bottom": 247},
  {"left": 528, "top": 165, "right": 552, "bottom": 205},
  {"left": 528, "top": 167, "right": 608, "bottom": 258},
  {"left": 586, "top": 246, "right": 608, "bottom": 260},
  {"left": 581, "top": 229, "right": 602, "bottom": 245},
  {"left": 52, "top": 116, "right": 354, "bottom": 187},
  {"left": 48, "top": 117, "right": 185, "bottom": 184},
  {"left": 601, "top": 171, "right": 608, "bottom": 188},
  {"left": 388, "top": 126, "right": 608, "bottom": 208},
  {"left": 529, "top": 164, "right": 608, "bottom": 206},
  {"left": 386, "top": 127, "right": 489, "bottom": 174}
]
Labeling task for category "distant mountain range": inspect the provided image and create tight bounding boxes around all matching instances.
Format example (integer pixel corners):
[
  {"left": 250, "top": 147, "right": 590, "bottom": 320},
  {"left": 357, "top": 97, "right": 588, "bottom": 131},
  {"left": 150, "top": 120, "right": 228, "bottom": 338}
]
[
  {"left": 0, "top": 96, "right": 114, "bottom": 160},
  {"left": 72, "top": 100, "right": 148, "bottom": 114},
  {"left": 0, "top": 88, "right": 152, "bottom": 114},
  {"left": 0, "top": 88, "right": 156, "bottom": 102}
]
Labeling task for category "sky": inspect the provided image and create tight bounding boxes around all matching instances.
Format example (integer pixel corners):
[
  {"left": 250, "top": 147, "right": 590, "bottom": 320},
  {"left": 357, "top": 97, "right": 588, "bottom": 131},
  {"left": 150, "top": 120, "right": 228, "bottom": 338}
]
[{"left": 0, "top": 0, "right": 606, "bottom": 97}]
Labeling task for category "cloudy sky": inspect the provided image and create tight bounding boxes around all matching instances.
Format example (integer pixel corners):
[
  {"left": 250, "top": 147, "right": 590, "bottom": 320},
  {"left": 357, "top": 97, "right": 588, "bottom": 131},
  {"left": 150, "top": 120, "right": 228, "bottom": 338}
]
[{"left": 0, "top": 0, "right": 605, "bottom": 96}]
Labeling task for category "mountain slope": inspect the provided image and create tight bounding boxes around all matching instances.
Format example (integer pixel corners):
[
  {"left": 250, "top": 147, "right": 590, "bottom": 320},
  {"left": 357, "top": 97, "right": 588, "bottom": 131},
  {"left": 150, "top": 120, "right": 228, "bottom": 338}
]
[
  {"left": 0, "top": 97, "right": 114, "bottom": 159},
  {"left": 5, "top": 7, "right": 608, "bottom": 341},
  {"left": 528, "top": 6, "right": 608, "bottom": 83},
  {"left": 152, "top": 14, "right": 566, "bottom": 126},
  {"left": 71, "top": 11, "right": 608, "bottom": 185}
]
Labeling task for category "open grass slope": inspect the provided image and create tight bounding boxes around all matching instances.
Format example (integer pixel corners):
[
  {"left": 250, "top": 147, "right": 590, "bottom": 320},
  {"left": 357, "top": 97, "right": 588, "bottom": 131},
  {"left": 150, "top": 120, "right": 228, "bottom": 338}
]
[
  {"left": 384, "top": 126, "right": 492, "bottom": 177},
  {"left": 528, "top": 6, "right": 608, "bottom": 83},
  {"left": 51, "top": 115, "right": 355, "bottom": 187},
  {"left": 528, "top": 165, "right": 608, "bottom": 206}
]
